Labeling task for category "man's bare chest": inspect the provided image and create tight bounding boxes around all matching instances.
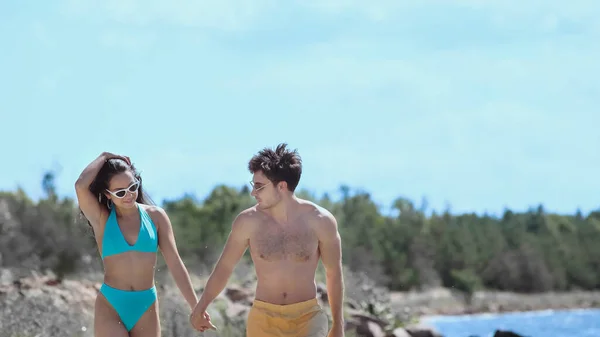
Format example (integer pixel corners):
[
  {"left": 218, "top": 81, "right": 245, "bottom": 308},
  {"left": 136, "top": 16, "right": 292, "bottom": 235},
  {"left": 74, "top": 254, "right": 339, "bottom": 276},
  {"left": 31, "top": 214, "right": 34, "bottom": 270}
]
[{"left": 250, "top": 221, "right": 318, "bottom": 262}]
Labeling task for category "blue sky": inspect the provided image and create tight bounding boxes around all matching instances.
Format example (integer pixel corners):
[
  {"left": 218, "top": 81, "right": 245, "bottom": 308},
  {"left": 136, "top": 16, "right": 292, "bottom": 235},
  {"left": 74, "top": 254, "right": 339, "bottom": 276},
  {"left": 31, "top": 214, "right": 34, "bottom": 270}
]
[{"left": 1, "top": 0, "right": 599, "bottom": 216}]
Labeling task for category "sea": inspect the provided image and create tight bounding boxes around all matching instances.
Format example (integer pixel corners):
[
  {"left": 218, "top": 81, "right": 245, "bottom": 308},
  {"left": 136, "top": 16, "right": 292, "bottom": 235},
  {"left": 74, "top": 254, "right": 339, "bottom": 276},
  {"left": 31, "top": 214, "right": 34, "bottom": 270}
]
[{"left": 421, "top": 308, "right": 600, "bottom": 337}]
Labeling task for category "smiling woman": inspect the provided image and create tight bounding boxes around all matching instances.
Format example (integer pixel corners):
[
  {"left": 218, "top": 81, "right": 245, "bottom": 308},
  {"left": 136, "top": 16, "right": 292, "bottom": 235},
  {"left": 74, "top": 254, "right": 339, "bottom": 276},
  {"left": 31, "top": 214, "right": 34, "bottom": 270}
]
[
  {"left": 74, "top": 152, "right": 199, "bottom": 337},
  {"left": 87, "top": 158, "right": 153, "bottom": 216}
]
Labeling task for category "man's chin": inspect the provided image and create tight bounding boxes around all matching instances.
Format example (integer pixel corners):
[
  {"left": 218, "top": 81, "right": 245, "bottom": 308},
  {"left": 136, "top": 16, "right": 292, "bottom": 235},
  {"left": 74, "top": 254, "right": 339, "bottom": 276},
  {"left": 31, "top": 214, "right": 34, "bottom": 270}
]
[{"left": 256, "top": 202, "right": 268, "bottom": 210}]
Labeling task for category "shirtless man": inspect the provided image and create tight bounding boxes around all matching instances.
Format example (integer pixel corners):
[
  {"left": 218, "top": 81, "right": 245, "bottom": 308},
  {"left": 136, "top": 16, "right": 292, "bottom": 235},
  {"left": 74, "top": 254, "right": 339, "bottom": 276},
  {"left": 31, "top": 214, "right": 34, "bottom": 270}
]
[{"left": 190, "top": 143, "right": 345, "bottom": 337}]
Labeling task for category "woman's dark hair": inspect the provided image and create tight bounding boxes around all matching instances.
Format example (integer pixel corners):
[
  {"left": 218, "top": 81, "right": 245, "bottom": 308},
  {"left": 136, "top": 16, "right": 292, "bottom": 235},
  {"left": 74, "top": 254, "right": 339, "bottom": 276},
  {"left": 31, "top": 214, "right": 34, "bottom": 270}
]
[{"left": 80, "top": 158, "right": 155, "bottom": 227}]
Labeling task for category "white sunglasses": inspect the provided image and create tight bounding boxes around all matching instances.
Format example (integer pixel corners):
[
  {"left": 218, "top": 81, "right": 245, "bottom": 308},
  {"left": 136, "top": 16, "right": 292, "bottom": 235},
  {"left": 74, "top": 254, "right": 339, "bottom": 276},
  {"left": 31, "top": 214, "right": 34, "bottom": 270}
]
[{"left": 105, "top": 180, "right": 140, "bottom": 199}]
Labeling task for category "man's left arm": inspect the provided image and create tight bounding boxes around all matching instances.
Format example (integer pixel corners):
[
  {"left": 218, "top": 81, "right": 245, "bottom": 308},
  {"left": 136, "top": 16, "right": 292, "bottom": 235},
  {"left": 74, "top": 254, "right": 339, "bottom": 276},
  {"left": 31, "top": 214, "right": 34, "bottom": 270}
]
[{"left": 317, "top": 212, "right": 345, "bottom": 333}]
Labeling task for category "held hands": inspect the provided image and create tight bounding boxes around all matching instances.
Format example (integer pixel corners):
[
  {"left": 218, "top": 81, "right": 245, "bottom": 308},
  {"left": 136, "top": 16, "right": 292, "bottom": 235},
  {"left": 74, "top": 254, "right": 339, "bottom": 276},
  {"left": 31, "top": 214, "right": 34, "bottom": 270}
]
[{"left": 189, "top": 310, "right": 217, "bottom": 333}]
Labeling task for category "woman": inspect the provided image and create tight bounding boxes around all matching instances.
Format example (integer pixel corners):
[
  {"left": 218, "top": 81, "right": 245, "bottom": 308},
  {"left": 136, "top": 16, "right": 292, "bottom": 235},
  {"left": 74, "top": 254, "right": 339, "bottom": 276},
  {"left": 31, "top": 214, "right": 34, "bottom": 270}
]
[{"left": 75, "top": 152, "right": 198, "bottom": 337}]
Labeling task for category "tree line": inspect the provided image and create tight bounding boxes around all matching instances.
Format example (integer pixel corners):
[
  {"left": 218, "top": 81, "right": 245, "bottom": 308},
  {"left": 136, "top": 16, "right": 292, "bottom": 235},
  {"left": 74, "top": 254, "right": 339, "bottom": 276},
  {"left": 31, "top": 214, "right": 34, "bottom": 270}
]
[{"left": 1, "top": 171, "right": 599, "bottom": 294}]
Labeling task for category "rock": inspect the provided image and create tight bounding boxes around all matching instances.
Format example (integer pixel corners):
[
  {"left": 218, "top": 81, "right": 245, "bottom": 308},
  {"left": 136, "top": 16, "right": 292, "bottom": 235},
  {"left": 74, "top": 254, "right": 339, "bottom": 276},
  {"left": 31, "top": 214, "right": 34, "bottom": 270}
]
[
  {"left": 0, "top": 273, "right": 96, "bottom": 337},
  {"left": 12, "top": 270, "right": 60, "bottom": 290},
  {"left": 0, "top": 268, "right": 14, "bottom": 285},
  {"left": 345, "top": 309, "right": 389, "bottom": 337},
  {"left": 19, "top": 288, "right": 44, "bottom": 298},
  {"left": 362, "top": 321, "right": 386, "bottom": 337},
  {"left": 405, "top": 328, "right": 443, "bottom": 337},
  {"left": 225, "top": 285, "right": 253, "bottom": 304},
  {"left": 45, "top": 278, "right": 62, "bottom": 286},
  {"left": 387, "top": 327, "right": 412, "bottom": 337},
  {"left": 226, "top": 301, "right": 250, "bottom": 318},
  {"left": 493, "top": 330, "right": 526, "bottom": 337},
  {"left": 346, "top": 319, "right": 385, "bottom": 337},
  {"left": 397, "top": 321, "right": 444, "bottom": 337},
  {"left": 346, "top": 298, "right": 360, "bottom": 309},
  {"left": 317, "top": 282, "right": 328, "bottom": 302},
  {"left": 349, "top": 311, "right": 389, "bottom": 328}
]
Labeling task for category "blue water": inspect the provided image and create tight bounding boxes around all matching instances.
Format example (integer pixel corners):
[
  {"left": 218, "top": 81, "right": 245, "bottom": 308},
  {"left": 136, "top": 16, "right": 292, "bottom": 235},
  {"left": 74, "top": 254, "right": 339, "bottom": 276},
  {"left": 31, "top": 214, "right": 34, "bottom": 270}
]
[{"left": 422, "top": 309, "right": 600, "bottom": 337}]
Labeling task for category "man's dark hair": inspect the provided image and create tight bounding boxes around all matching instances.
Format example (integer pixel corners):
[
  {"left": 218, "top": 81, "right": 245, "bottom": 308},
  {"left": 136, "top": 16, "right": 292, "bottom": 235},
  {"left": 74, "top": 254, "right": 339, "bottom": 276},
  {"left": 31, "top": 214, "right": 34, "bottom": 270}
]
[{"left": 248, "top": 143, "right": 303, "bottom": 192}]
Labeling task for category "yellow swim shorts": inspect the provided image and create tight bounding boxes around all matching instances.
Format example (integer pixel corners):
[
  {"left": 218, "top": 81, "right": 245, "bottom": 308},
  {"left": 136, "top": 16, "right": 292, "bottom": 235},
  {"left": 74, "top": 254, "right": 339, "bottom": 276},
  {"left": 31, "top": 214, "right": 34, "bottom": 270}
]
[{"left": 246, "top": 298, "right": 329, "bottom": 337}]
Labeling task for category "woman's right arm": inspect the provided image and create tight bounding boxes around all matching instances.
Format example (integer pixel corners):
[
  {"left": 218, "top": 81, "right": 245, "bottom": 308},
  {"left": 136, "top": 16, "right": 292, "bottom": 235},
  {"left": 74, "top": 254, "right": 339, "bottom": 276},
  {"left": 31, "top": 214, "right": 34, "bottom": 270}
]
[{"left": 74, "top": 152, "right": 129, "bottom": 225}]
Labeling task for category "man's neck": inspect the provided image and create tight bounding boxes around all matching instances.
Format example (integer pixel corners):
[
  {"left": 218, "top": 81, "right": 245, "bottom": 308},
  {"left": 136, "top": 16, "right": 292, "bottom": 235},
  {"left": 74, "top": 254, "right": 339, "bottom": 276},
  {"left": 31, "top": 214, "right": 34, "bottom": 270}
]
[{"left": 268, "top": 195, "right": 298, "bottom": 224}]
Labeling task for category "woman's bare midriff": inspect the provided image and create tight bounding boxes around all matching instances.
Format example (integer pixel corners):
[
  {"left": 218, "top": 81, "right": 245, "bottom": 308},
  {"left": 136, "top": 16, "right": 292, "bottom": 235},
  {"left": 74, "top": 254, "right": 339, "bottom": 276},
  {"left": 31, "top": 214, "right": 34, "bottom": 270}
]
[{"left": 102, "top": 252, "right": 158, "bottom": 291}]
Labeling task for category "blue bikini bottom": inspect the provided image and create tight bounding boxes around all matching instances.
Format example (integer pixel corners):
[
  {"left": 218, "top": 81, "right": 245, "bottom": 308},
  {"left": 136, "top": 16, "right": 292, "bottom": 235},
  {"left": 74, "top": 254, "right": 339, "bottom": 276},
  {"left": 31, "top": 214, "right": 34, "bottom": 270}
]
[{"left": 100, "top": 283, "right": 157, "bottom": 331}]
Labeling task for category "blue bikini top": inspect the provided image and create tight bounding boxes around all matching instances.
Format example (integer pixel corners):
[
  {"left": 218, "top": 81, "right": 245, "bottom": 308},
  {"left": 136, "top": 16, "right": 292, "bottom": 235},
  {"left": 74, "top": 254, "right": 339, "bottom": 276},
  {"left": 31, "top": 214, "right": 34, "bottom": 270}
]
[{"left": 101, "top": 204, "right": 158, "bottom": 260}]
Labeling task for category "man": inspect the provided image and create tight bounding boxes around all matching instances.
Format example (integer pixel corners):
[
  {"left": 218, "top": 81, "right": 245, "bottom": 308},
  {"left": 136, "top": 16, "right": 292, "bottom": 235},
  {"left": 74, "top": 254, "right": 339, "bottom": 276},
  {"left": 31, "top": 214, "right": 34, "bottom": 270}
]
[{"left": 190, "top": 143, "right": 345, "bottom": 337}]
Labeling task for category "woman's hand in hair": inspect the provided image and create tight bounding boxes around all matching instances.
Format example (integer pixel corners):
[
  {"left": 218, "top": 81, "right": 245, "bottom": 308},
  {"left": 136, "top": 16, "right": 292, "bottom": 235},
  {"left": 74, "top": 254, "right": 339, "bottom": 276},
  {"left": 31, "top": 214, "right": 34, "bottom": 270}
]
[{"left": 100, "top": 152, "right": 131, "bottom": 166}]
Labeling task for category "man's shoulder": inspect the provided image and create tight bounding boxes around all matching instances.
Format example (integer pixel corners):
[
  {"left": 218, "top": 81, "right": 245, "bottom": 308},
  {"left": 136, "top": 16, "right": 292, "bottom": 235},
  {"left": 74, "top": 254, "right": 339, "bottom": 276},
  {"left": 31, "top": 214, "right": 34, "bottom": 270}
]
[
  {"left": 237, "top": 205, "right": 260, "bottom": 219},
  {"left": 298, "top": 199, "right": 337, "bottom": 225},
  {"left": 232, "top": 206, "right": 261, "bottom": 229},
  {"left": 298, "top": 200, "right": 338, "bottom": 240}
]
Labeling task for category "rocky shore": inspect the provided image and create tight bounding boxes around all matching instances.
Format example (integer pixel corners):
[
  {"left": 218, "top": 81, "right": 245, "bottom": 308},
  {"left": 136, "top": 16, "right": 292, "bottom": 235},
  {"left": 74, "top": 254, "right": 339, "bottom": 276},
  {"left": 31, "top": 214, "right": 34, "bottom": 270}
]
[
  {"left": 389, "top": 287, "right": 600, "bottom": 318},
  {"left": 0, "top": 267, "right": 438, "bottom": 337},
  {"left": 1, "top": 267, "right": 598, "bottom": 337}
]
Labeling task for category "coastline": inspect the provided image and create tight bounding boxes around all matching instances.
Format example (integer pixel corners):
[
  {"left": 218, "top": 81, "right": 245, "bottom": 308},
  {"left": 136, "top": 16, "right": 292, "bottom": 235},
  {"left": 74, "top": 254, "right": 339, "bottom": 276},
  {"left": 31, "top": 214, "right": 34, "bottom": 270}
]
[
  {"left": 389, "top": 287, "right": 600, "bottom": 320},
  {"left": 417, "top": 307, "right": 600, "bottom": 337},
  {"left": 419, "top": 306, "right": 600, "bottom": 322}
]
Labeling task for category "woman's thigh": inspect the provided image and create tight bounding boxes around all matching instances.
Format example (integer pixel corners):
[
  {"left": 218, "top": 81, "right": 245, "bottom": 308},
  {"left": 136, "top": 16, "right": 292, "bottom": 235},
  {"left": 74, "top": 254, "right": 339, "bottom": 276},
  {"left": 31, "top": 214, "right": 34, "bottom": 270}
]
[
  {"left": 94, "top": 294, "right": 129, "bottom": 337},
  {"left": 130, "top": 300, "right": 160, "bottom": 337}
]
